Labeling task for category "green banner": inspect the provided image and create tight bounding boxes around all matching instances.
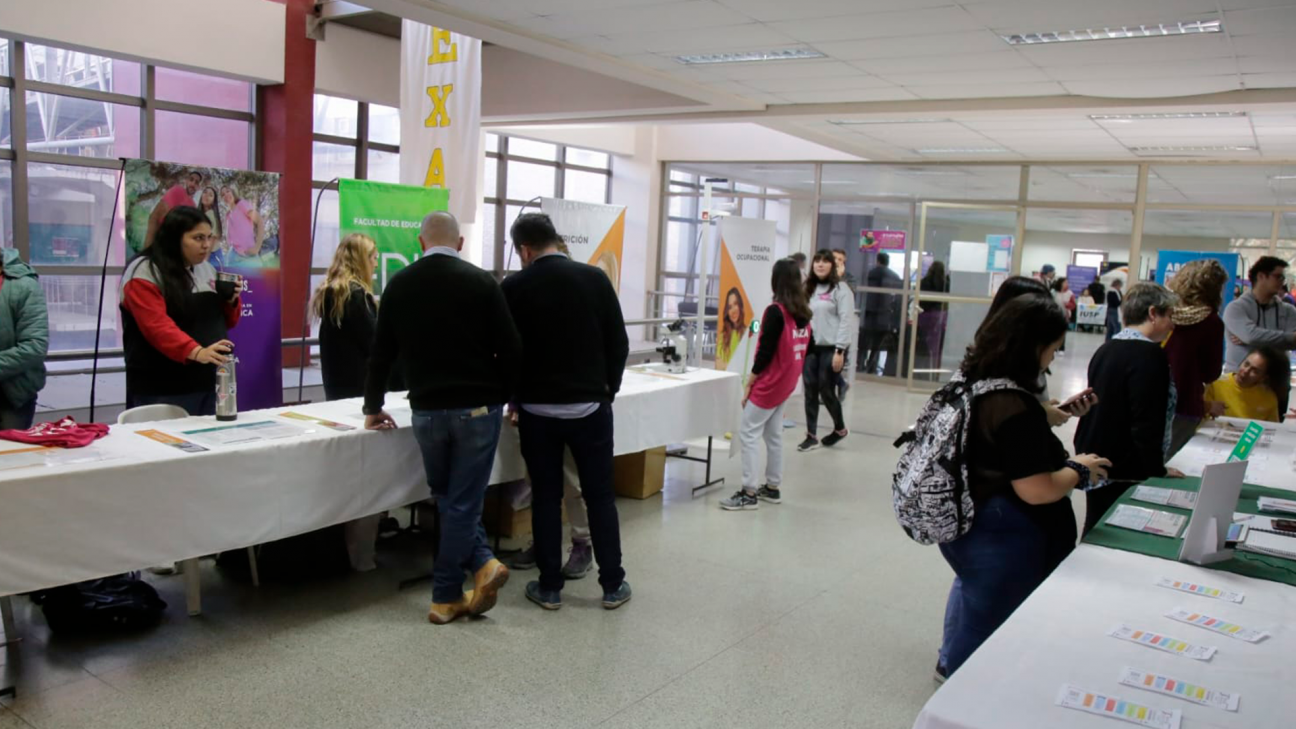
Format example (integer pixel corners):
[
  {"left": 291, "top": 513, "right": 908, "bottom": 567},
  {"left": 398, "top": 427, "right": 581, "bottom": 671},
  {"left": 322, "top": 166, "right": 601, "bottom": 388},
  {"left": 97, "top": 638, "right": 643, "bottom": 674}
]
[
  {"left": 1227, "top": 421, "right": 1265, "bottom": 462},
  {"left": 338, "top": 179, "right": 449, "bottom": 294}
]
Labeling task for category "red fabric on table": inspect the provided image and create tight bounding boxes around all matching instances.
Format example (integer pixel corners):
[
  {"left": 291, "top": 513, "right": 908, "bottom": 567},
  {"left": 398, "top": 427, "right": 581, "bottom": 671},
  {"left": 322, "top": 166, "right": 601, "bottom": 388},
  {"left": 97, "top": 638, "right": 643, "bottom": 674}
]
[{"left": 0, "top": 417, "right": 110, "bottom": 448}]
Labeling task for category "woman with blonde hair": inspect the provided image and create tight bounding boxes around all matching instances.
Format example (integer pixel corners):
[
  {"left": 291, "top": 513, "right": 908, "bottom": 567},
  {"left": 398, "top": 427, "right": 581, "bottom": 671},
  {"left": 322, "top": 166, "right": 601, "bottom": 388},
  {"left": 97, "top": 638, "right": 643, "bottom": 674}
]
[
  {"left": 1163, "top": 258, "right": 1228, "bottom": 457},
  {"left": 311, "top": 233, "right": 378, "bottom": 401}
]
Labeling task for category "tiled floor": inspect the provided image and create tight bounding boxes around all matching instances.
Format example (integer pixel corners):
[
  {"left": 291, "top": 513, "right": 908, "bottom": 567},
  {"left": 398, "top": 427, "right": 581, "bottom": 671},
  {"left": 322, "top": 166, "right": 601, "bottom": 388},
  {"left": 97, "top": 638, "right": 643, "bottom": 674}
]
[{"left": 0, "top": 332, "right": 1106, "bottom": 729}]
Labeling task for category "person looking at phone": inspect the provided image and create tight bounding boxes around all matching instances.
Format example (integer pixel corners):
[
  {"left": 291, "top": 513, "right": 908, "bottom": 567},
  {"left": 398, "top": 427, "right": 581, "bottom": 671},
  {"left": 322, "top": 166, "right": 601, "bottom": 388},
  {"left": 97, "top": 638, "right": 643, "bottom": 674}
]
[
  {"left": 935, "top": 295, "right": 1110, "bottom": 678},
  {"left": 1074, "top": 283, "right": 1182, "bottom": 535},
  {"left": 1204, "top": 347, "right": 1288, "bottom": 422},
  {"left": 1163, "top": 259, "right": 1228, "bottom": 457},
  {"left": 120, "top": 206, "right": 241, "bottom": 415}
]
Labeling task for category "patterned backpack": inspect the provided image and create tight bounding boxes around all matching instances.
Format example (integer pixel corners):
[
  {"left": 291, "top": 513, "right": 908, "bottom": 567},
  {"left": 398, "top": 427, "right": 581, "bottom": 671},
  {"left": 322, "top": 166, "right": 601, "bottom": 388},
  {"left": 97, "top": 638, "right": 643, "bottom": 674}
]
[{"left": 891, "top": 372, "right": 1022, "bottom": 545}]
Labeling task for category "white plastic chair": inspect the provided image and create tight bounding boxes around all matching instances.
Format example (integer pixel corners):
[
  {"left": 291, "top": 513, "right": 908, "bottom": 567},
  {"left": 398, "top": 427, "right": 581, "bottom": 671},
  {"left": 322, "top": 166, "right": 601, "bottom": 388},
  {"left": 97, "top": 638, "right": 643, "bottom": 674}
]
[{"left": 118, "top": 403, "right": 261, "bottom": 614}]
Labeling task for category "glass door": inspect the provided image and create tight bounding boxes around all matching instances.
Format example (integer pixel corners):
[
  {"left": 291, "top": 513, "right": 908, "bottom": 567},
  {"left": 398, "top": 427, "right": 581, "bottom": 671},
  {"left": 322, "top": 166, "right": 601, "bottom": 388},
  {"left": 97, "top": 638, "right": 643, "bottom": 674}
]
[{"left": 907, "top": 202, "right": 1022, "bottom": 391}]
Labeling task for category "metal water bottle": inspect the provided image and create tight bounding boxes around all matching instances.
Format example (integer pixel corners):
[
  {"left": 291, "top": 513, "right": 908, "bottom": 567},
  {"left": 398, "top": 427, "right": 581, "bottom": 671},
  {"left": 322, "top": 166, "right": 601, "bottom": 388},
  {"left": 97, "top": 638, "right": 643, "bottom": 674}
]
[{"left": 215, "top": 357, "right": 238, "bottom": 421}]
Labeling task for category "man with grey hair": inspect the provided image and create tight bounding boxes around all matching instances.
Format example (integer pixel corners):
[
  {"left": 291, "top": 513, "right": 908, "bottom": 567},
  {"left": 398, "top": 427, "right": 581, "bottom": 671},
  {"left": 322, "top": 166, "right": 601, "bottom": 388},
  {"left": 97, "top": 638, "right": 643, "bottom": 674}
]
[{"left": 364, "top": 210, "right": 523, "bottom": 625}]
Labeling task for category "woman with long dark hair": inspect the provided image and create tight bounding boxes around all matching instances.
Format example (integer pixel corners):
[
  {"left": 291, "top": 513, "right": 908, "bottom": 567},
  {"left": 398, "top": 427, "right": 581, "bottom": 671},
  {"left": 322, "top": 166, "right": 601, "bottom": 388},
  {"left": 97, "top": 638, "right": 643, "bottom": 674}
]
[
  {"left": 937, "top": 296, "right": 1109, "bottom": 676},
  {"left": 720, "top": 258, "right": 812, "bottom": 511},
  {"left": 798, "top": 250, "right": 853, "bottom": 452},
  {"left": 717, "top": 286, "right": 747, "bottom": 371},
  {"left": 120, "top": 206, "right": 241, "bottom": 415},
  {"left": 918, "top": 261, "right": 950, "bottom": 376}
]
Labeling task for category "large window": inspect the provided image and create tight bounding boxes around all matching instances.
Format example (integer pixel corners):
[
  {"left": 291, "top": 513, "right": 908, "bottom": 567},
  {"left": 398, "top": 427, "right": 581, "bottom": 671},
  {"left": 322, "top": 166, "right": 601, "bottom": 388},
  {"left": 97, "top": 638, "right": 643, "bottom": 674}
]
[{"left": 0, "top": 38, "right": 255, "bottom": 410}]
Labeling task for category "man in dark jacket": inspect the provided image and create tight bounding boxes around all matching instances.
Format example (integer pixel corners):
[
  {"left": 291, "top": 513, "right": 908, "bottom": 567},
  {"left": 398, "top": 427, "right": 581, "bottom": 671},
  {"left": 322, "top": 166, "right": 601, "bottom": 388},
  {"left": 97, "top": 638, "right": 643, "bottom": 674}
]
[
  {"left": 502, "top": 213, "right": 631, "bottom": 612},
  {"left": 1075, "top": 282, "right": 1181, "bottom": 534},
  {"left": 0, "top": 249, "right": 48, "bottom": 429},
  {"left": 861, "top": 252, "right": 902, "bottom": 375},
  {"left": 363, "top": 211, "right": 522, "bottom": 625}
]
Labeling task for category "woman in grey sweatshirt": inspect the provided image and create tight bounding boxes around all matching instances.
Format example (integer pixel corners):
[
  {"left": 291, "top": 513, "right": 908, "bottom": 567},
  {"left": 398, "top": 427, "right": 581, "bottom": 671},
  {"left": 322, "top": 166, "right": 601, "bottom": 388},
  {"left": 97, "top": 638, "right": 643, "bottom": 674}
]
[{"left": 798, "top": 250, "right": 854, "bottom": 451}]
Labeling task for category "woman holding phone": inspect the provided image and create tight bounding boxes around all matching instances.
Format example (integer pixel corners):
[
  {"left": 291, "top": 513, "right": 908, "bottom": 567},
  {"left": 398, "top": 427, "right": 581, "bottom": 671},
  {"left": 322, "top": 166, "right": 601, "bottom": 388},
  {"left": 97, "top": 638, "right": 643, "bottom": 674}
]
[{"left": 121, "top": 206, "right": 241, "bottom": 415}]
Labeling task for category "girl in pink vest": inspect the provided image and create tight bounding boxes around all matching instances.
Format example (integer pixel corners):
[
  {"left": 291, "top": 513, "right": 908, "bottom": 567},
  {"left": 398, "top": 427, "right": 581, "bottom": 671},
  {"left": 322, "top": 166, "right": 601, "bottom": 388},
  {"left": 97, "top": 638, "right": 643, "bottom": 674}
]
[{"left": 722, "top": 258, "right": 813, "bottom": 511}]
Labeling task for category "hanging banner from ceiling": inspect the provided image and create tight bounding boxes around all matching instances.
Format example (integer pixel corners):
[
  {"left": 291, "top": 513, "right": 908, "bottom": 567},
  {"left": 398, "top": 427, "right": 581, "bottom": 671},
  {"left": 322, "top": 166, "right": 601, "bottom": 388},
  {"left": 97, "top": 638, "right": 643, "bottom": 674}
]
[
  {"left": 400, "top": 20, "right": 481, "bottom": 226},
  {"left": 716, "top": 217, "right": 778, "bottom": 377},
  {"left": 338, "top": 179, "right": 449, "bottom": 294},
  {"left": 123, "top": 159, "right": 282, "bottom": 410},
  {"left": 539, "top": 198, "right": 627, "bottom": 292}
]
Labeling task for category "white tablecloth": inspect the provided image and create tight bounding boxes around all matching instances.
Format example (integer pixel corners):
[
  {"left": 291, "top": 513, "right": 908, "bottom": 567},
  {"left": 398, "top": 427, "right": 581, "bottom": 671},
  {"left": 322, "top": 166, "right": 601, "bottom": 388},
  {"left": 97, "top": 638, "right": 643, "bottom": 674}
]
[
  {"left": 913, "top": 544, "right": 1294, "bottom": 729},
  {"left": 0, "top": 366, "right": 740, "bottom": 596},
  {"left": 1168, "top": 416, "right": 1296, "bottom": 493}
]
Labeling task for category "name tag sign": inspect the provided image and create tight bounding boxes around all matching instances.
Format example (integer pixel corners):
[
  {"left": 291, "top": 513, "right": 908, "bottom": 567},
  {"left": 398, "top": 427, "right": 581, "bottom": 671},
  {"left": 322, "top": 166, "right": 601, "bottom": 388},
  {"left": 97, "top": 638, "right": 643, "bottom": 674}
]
[{"left": 1227, "top": 422, "right": 1264, "bottom": 462}]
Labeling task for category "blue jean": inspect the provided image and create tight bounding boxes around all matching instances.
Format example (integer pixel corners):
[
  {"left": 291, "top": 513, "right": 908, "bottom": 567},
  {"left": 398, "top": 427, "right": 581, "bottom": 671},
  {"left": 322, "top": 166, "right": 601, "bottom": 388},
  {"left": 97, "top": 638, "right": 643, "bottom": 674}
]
[
  {"left": 518, "top": 403, "right": 625, "bottom": 593},
  {"left": 937, "top": 495, "right": 1075, "bottom": 675},
  {"left": 0, "top": 397, "right": 37, "bottom": 430},
  {"left": 411, "top": 406, "right": 503, "bottom": 604},
  {"left": 128, "top": 391, "right": 217, "bottom": 417}
]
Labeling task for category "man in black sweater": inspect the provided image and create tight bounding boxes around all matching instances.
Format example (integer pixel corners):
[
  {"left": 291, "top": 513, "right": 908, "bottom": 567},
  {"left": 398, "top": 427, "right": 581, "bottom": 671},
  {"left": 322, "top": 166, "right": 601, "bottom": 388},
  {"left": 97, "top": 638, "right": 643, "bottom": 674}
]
[
  {"left": 363, "top": 211, "right": 522, "bottom": 625},
  {"left": 502, "top": 213, "right": 631, "bottom": 611}
]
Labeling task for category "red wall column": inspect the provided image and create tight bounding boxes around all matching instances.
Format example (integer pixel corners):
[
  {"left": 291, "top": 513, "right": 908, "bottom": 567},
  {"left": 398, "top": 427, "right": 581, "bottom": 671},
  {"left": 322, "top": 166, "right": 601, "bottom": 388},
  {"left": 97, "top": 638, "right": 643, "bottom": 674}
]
[{"left": 259, "top": 0, "right": 315, "bottom": 368}]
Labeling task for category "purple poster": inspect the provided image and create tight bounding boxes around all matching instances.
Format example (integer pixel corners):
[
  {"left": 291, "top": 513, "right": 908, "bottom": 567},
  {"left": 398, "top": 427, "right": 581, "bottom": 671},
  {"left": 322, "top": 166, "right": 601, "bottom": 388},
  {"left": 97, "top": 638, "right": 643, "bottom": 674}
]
[
  {"left": 1066, "top": 265, "right": 1099, "bottom": 295},
  {"left": 124, "top": 159, "right": 282, "bottom": 411}
]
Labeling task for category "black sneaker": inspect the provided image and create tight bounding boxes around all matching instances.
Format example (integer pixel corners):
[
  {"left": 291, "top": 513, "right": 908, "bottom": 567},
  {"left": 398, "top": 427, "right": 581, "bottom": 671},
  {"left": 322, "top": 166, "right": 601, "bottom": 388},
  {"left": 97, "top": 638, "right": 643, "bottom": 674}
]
[
  {"left": 796, "top": 436, "right": 820, "bottom": 452},
  {"left": 507, "top": 544, "right": 537, "bottom": 570},
  {"left": 756, "top": 485, "right": 781, "bottom": 504},
  {"left": 821, "top": 429, "right": 849, "bottom": 447},
  {"left": 719, "top": 490, "right": 759, "bottom": 511}
]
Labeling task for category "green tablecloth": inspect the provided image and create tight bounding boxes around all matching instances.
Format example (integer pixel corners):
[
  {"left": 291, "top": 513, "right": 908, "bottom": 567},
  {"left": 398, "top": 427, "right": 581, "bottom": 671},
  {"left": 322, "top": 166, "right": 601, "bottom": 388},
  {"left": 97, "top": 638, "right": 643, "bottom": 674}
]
[{"left": 1083, "top": 476, "right": 1296, "bottom": 587}]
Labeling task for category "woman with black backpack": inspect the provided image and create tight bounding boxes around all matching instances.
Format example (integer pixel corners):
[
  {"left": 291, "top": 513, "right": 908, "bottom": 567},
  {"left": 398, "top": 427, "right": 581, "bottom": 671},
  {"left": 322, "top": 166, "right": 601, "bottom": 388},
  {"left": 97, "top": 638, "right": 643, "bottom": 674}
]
[{"left": 933, "top": 296, "right": 1109, "bottom": 678}]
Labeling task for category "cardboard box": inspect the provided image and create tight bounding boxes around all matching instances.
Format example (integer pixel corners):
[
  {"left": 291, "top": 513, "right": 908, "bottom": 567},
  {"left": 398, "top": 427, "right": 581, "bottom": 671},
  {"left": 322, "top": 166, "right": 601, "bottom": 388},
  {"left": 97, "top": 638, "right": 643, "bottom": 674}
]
[
  {"left": 483, "top": 495, "right": 531, "bottom": 539},
  {"left": 614, "top": 446, "right": 667, "bottom": 500}
]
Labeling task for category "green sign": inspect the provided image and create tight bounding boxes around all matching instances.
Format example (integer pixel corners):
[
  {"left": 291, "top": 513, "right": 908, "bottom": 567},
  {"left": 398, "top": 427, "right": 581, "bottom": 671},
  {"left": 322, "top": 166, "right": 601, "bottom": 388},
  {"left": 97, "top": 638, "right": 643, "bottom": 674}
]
[
  {"left": 338, "top": 179, "right": 449, "bottom": 294},
  {"left": 1227, "top": 421, "right": 1265, "bottom": 462}
]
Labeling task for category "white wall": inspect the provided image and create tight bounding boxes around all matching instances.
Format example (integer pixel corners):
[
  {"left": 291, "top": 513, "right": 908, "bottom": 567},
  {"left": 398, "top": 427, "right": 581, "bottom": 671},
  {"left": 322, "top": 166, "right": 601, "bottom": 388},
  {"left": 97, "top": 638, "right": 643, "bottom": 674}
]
[
  {"left": 315, "top": 23, "right": 399, "bottom": 107},
  {"left": 611, "top": 127, "right": 660, "bottom": 324},
  {"left": 0, "top": 0, "right": 285, "bottom": 83}
]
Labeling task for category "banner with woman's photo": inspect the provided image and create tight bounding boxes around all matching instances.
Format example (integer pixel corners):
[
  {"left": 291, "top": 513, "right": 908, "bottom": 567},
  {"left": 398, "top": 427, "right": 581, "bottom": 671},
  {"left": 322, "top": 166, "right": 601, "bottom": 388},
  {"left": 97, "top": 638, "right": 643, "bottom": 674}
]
[
  {"left": 715, "top": 217, "right": 778, "bottom": 378},
  {"left": 539, "top": 198, "right": 626, "bottom": 291},
  {"left": 124, "top": 159, "right": 282, "bottom": 410}
]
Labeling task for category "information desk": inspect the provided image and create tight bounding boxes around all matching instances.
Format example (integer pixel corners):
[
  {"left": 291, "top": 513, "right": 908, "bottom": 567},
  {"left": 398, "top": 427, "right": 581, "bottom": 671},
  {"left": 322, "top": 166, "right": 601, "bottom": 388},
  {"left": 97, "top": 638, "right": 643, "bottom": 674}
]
[
  {"left": 1168, "top": 417, "right": 1295, "bottom": 492},
  {"left": 913, "top": 544, "right": 1295, "bottom": 729},
  {"left": 0, "top": 367, "right": 740, "bottom": 600}
]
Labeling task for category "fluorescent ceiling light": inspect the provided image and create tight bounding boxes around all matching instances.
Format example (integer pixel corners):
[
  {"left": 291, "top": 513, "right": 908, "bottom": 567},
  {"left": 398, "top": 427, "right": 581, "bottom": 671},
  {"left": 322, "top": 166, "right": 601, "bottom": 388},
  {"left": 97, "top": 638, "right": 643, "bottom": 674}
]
[
  {"left": 916, "top": 148, "right": 1009, "bottom": 154},
  {"left": 1269, "top": 175, "right": 1296, "bottom": 181},
  {"left": 674, "top": 48, "right": 825, "bottom": 65},
  {"left": 1128, "top": 145, "right": 1256, "bottom": 152},
  {"left": 829, "top": 119, "right": 952, "bottom": 126},
  {"left": 1002, "top": 19, "right": 1221, "bottom": 45},
  {"left": 1090, "top": 111, "right": 1246, "bottom": 122}
]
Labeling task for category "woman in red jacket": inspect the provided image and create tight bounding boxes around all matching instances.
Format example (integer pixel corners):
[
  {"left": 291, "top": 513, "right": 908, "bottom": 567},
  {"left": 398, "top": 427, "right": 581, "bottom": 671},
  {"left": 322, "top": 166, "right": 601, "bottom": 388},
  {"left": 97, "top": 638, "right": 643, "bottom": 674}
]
[
  {"left": 1164, "top": 259, "right": 1228, "bottom": 457},
  {"left": 120, "top": 206, "right": 241, "bottom": 415}
]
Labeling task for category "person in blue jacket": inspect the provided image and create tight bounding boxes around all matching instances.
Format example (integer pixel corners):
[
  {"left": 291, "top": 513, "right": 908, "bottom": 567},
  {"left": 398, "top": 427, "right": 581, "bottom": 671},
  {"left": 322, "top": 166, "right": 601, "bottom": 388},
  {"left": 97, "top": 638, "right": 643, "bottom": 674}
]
[{"left": 0, "top": 249, "right": 49, "bottom": 429}]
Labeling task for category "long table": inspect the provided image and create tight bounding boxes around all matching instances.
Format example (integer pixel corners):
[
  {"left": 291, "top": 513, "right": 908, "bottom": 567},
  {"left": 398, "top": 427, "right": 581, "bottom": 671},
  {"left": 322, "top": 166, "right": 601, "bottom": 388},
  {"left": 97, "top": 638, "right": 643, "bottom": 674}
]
[
  {"left": 913, "top": 544, "right": 1295, "bottom": 729},
  {"left": 1168, "top": 416, "right": 1295, "bottom": 492},
  {"left": 0, "top": 366, "right": 740, "bottom": 600}
]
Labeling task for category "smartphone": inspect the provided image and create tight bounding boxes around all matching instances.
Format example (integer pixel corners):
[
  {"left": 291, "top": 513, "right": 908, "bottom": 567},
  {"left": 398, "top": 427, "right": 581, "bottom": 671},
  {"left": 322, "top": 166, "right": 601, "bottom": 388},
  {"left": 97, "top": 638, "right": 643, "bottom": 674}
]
[
  {"left": 1273, "top": 519, "right": 1296, "bottom": 533},
  {"left": 1059, "top": 388, "right": 1095, "bottom": 413}
]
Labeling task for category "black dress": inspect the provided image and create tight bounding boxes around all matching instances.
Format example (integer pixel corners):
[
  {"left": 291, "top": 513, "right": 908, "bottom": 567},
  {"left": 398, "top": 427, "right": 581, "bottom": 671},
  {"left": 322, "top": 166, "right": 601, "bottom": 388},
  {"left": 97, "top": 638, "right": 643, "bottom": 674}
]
[{"left": 319, "top": 283, "right": 376, "bottom": 401}]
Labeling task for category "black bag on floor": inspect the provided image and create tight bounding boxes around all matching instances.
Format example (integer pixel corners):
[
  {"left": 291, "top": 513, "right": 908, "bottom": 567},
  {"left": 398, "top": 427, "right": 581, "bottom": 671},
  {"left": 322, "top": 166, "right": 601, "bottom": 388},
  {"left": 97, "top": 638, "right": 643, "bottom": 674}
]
[
  {"left": 217, "top": 525, "right": 351, "bottom": 584},
  {"left": 30, "top": 573, "right": 167, "bottom": 633}
]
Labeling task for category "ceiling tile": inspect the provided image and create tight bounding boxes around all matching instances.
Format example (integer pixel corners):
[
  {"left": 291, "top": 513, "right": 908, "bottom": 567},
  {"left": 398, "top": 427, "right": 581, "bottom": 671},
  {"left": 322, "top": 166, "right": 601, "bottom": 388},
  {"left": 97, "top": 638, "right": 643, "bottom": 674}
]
[
  {"left": 966, "top": 0, "right": 1219, "bottom": 31},
  {"left": 851, "top": 51, "right": 1031, "bottom": 75},
  {"left": 960, "top": 118, "right": 1102, "bottom": 131},
  {"left": 775, "top": 87, "right": 919, "bottom": 104},
  {"left": 770, "top": 7, "right": 985, "bottom": 43},
  {"left": 1041, "top": 58, "right": 1240, "bottom": 82},
  {"left": 518, "top": 0, "right": 666, "bottom": 12},
  {"left": 1061, "top": 76, "right": 1241, "bottom": 98},
  {"left": 522, "top": 1, "right": 753, "bottom": 38},
  {"left": 746, "top": 74, "right": 894, "bottom": 92},
  {"left": 1244, "top": 73, "right": 1296, "bottom": 89},
  {"left": 812, "top": 31, "right": 1010, "bottom": 60},
  {"left": 709, "top": 60, "right": 866, "bottom": 81},
  {"left": 712, "top": 0, "right": 953, "bottom": 22},
  {"left": 906, "top": 81, "right": 1068, "bottom": 99},
  {"left": 598, "top": 23, "right": 798, "bottom": 54},
  {"left": 1238, "top": 56, "right": 1296, "bottom": 73},
  {"left": 1222, "top": 6, "right": 1296, "bottom": 36},
  {"left": 879, "top": 66, "right": 1050, "bottom": 87}
]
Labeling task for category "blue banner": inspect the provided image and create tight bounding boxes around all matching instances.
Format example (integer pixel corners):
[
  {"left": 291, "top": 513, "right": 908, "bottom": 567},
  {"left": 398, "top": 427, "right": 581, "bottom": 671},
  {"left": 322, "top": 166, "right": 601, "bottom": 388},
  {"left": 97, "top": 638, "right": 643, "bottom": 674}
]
[{"left": 1155, "top": 251, "right": 1242, "bottom": 308}]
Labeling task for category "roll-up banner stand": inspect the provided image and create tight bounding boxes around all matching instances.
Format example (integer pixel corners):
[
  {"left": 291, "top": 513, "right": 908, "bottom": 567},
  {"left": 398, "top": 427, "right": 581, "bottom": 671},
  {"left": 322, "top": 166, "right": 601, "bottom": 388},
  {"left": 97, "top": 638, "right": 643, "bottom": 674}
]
[
  {"left": 715, "top": 217, "right": 779, "bottom": 378},
  {"left": 338, "top": 179, "right": 450, "bottom": 294},
  {"left": 1156, "top": 251, "right": 1242, "bottom": 308},
  {"left": 539, "top": 198, "right": 627, "bottom": 290},
  {"left": 123, "top": 159, "right": 282, "bottom": 410}
]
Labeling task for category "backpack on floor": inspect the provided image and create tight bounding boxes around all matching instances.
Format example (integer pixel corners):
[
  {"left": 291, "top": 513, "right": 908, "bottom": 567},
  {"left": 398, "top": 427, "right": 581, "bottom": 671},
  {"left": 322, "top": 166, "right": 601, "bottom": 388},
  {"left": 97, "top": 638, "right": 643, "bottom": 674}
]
[
  {"left": 891, "top": 373, "right": 1022, "bottom": 545},
  {"left": 30, "top": 573, "right": 167, "bottom": 633}
]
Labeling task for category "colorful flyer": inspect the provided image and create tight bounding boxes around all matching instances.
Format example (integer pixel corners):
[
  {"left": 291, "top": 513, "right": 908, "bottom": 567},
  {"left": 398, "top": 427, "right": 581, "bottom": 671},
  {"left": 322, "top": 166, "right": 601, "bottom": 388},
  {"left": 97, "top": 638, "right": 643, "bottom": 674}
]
[
  {"left": 136, "top": 429, "right": 209, "bottom": 454},
  {"left": 1118, "top": 667, "right": 1240, "bottom": 711},
  {"left": 1108, "top": 625, "right": 1216, "bottom": 661},
  {"left": 1132, "top": 486, "right": 1197, "bottom": 510},
  {"left": 279, "top": 412, "right": 356, "bottom": 431},
  {"left": 1155, "top": 578, "right": 1244, "bottom": 604},
  {"left": 1056, "top": 684, "right": 1181, "bottom": 729},
  {"left": 1165, "top": 607, "right": 1269, "bottom": 643},
  {"left": 1106, "top": 505, "right": 1187, "bottom": 538},
  {"left": 181, "top": 420, "right": 304, "bottom": 448}
]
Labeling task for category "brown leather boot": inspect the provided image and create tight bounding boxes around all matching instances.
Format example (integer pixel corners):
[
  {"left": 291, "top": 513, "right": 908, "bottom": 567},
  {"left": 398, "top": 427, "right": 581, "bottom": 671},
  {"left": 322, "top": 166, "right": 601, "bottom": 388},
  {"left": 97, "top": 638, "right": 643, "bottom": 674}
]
[
  {"left": 467, "top": 559, "right": 509, "bottom": 617},
  {"left": 428, "top": 590, "right": 473, "bottom": 625}
]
